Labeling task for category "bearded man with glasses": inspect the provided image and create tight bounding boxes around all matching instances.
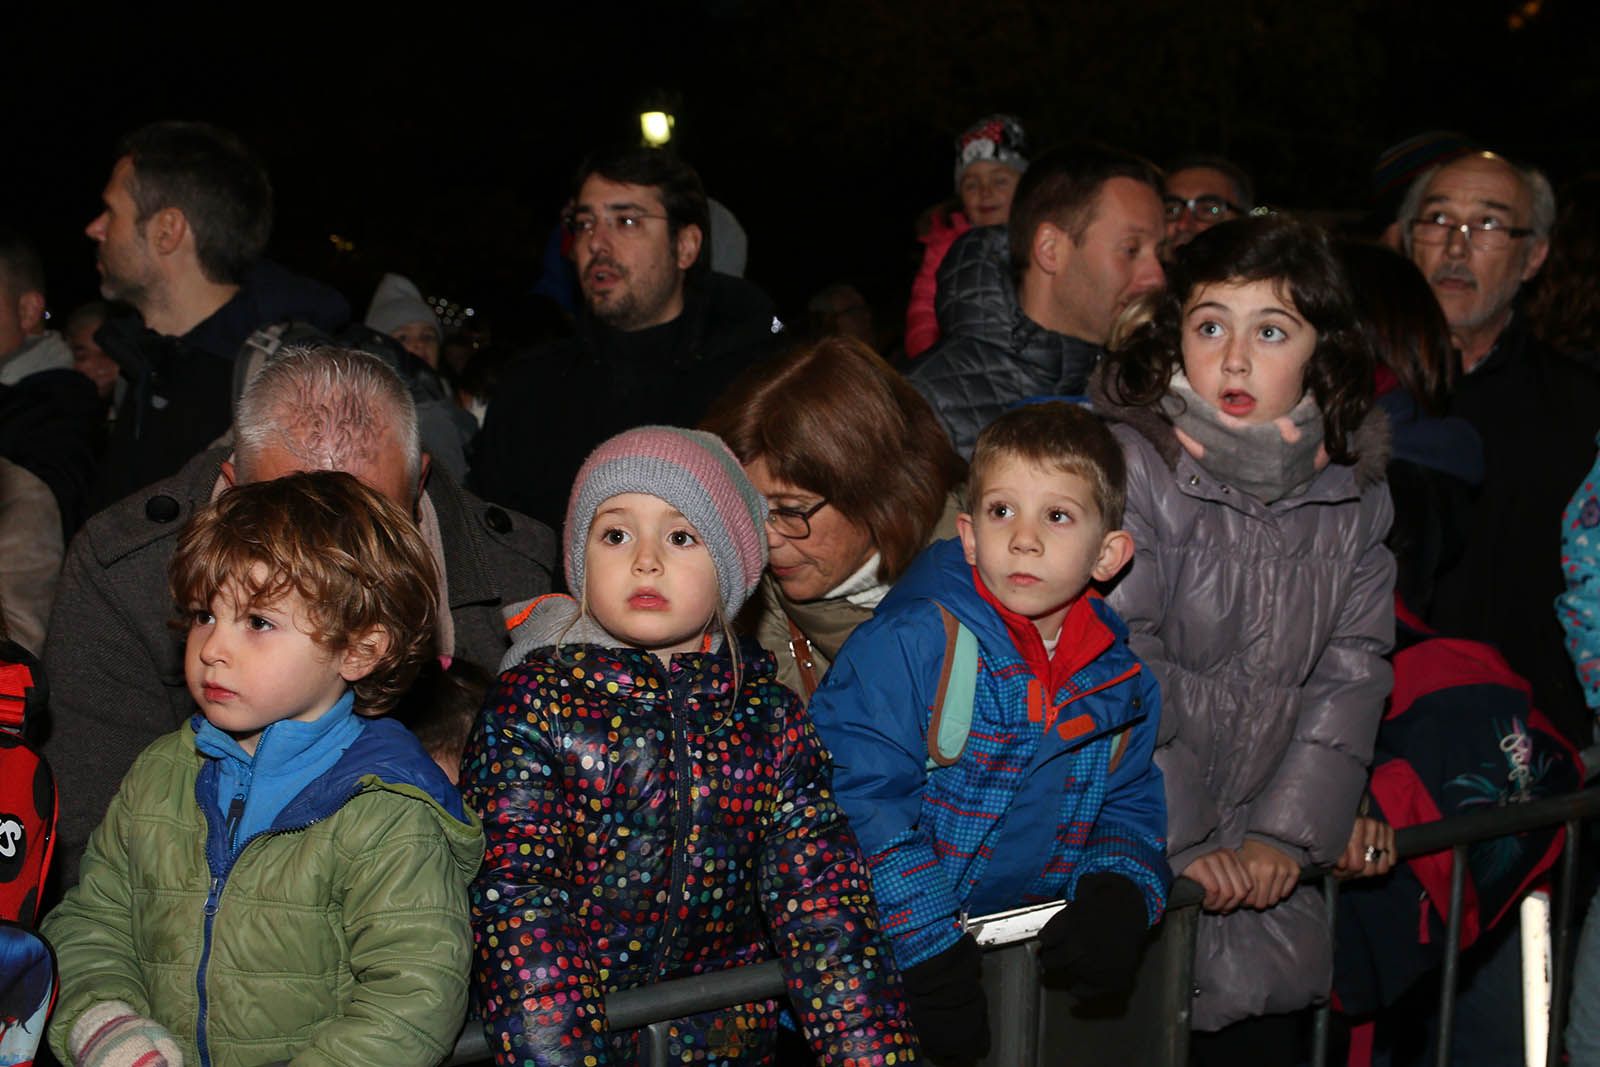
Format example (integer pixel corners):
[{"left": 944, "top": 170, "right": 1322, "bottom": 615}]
[
  {"left": 1397, "top": 151, "right": 1600, "bottom": 750},
  {"left": 471, "top": 146, "right": 784, "bottom": 530}
]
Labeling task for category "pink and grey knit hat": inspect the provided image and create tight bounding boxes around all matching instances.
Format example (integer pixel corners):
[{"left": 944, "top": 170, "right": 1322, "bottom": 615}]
[{"left": 564, "top": 426, "right": 770, "bottom": 619}]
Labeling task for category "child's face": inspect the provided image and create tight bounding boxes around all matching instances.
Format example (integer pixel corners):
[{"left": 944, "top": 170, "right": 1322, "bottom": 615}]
[
  {"left": 184, "top": 569, "right": 371, "bottom": 755},
  {"left": 957, "top": 458, "right": 1133, "bottom": 640},
  {"left": 959, "top": 161, "right": 1020, "bottom": 228},
  {"left": 586, "top": 493, "right": 720, "bottom": 666},
  {"left": 1180, "top": 278, "right": 1317, "bottom": 424}
]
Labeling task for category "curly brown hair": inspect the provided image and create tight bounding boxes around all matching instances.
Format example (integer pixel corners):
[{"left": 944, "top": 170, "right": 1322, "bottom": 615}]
[
  {"left": 1100, "top": 214, "right": 1375, "bottom": 464},
  {"left": 168, "top": 470, "right": 438, "bottom": 714}
]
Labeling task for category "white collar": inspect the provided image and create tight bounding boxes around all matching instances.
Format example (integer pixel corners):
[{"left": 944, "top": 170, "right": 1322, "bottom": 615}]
[{"left": 825, "top": 551, "right": 888, "bottom": 609}]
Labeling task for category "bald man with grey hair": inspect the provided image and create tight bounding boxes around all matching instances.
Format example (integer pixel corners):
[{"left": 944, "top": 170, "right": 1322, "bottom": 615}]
[{"left": 43, "top": 343, "right": 556, "bottom": 885}]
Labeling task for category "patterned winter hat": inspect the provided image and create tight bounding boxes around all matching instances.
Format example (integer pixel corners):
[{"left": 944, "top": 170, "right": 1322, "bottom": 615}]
[
  {"left": 954, "top": 114, "right": 1030, "bottom": 188},
  {"left": 564, "top": 427, "right": 769, "bottom": 620}
]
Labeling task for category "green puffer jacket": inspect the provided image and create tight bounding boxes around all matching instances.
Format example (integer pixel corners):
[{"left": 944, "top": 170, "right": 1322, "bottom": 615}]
[{"left": 42, "top": 719, "right": 484, "bottom": 1067}]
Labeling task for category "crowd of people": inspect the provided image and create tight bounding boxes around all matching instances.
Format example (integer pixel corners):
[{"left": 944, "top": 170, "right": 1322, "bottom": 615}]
[{"left": 3, "top": 110, "right": 1600, "bottom": 1067}]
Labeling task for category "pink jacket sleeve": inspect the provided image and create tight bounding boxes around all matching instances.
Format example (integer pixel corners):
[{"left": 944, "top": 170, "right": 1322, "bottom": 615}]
[{"left": 904, "top": 212, "right": 969, "bottom": 358}]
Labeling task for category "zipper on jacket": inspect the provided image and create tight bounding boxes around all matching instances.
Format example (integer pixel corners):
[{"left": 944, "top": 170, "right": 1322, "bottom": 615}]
[
  {"left": 196, "top": 874, "right": 224, "bottom": 1067},
  {"left": 193, "top": 784, "right": 363, "bottom": 1067},
  {"left": 224, "top": 794, "right": 246, "bottom": 854},
  {"left": 654, "top": 686, "right": 696, "bottom": 979}
]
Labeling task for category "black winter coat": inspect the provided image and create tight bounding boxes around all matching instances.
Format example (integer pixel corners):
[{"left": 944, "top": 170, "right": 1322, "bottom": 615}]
[
  {"left": 1427, "top": 314, "right": 1600, "bottom": 743},
  {"left": 91, "top": 260, "right": 349, "bottom": 510},
  {"left": 470, "top": 272, "right": 782, "bottom": 531}
]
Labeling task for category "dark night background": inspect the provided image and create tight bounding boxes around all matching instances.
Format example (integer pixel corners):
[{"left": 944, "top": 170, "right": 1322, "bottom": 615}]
[{"left": 9, "top": 0, "right": 1598, "bottom": 334}]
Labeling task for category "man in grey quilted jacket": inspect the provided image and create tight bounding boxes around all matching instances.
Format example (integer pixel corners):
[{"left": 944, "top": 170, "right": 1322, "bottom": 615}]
[{"left": 910, "top": 143, "right": 1165, "bottom": 458}]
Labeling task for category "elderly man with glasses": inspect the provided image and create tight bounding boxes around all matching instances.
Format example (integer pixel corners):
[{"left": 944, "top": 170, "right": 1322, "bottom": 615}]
[
  {"left": 1397, "top": 152, "right": 1600, "bottom": 751},
  {"left": 471, "top": 145, "right": 783, "bottom": 530}
]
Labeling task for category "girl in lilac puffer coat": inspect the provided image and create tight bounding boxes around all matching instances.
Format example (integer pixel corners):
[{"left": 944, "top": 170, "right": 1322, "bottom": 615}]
[{"left": 1093, "top": 216, "right": 1396, "bottom": 1062}]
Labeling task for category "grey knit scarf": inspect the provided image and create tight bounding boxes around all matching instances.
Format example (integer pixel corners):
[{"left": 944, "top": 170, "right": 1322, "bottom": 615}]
[{"left": 1159, "top": 371, "right": 1327, "bottom": 504}]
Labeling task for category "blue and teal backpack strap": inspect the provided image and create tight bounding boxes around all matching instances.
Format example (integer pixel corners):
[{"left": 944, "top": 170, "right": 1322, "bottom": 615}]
[{"left": 926, "top": 606, "right": 981, "bottom": 770}]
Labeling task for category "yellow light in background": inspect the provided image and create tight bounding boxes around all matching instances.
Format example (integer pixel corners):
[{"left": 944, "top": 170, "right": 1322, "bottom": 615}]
[{"left": 640, "top": 111, "right": 674, "bottom": 146}]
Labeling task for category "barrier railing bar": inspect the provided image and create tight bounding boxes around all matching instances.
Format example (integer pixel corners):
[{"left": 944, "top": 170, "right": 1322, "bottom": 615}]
[
  {"left": 449, "top": 788, "right": 1600, "bottom": 1067},
  {"left": 1311, "top": 877, "right": 1338, "bottom": 1067},
  {"left": 1549, "top": 819, "right": 1582, "bottom": 1065},
  {"left": 1160, "top": 900, "right": 1197, "bottom": 1063},
  {"left": 645, "top": 1020, "right": 670, "bottom": 1066},
  {"left": 609, "top": 960, "right": 785, "bottom": 1029},
  {"left": 1434, "top": 844, "right": 1467, "bottom": 1067},
  {"left": 1395, "top": 788, "right": 1600, "bottom": 858}
]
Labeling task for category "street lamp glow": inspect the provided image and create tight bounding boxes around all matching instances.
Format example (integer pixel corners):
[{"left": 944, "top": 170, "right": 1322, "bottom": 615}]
[{"left": 640, "top": 111, "right": 674, "bottom": 146}]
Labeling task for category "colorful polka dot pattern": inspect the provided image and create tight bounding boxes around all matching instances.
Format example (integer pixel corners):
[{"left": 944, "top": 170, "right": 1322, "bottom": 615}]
[
  {"left": 1559, "top": 450, "right": 1600, "bottom": 714},
  {"left": 460, "top": 639, "right": 920, "bottom": 1065}
]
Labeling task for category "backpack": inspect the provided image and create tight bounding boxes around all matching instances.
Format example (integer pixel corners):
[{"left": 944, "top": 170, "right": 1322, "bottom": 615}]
[
  {"left": 1332, "top": 618, "right": 1582, "bottom": 1015},
  {"left": 925, "top": 607, "right": 981, "bottom": 770},
  {"left": 0, "top": 642, "right": 53, "bottom": 928},
  {"left": 922, "top": 605, "right": 1138, "bottom": 772},
  {"left": 0, "top": 922, "right": 55, "bottom": 1065},
  {"left": 0, "top": 644, "right": 57, "bottom": 1066}
]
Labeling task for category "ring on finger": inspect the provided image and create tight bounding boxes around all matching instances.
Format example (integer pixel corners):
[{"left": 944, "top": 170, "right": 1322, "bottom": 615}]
[{"left": 1363, "top": 844, "right": 1386, "bottom": 863}]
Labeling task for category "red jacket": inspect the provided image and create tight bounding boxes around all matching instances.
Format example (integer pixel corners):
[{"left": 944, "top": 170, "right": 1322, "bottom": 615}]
[{"left": 905, "top": 210, "right": 970, "bottom": 358}]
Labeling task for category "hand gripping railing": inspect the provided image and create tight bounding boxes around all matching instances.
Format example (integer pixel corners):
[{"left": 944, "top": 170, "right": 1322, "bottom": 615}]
[{"left": 447, "top": 784, "right": 1600, "bottom": 1067}]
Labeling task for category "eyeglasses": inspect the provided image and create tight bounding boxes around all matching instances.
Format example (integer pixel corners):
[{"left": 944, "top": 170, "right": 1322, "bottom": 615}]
[
  {"left": 562, "top": 210, "right": 670, "bottom": 238},
  {"left": 767, "top": 498, "right": 828, "bottom": 540},
  {"left": 1163, "top": 195, "right": 1242, "bottom": 223},
  {"left": 1408, "top": 214, "right": 1535, "bottom": 253}
]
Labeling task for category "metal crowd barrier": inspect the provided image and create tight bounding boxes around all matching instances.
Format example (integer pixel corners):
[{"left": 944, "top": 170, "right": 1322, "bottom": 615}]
[{"left": 447, "top": 785, "right": 1600, "bottom": 1066}]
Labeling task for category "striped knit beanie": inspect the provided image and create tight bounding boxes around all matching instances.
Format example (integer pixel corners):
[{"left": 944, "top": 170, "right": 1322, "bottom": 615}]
[{"left": 564, "top": 426, "right": 769, "bottom": 620}]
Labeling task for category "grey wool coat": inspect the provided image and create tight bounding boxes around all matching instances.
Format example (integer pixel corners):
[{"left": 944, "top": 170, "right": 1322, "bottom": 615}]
[
  {"left": 42, "top": 447, "right": 557, "bottom": 888},
  {"left": 1096, "top": 376, "right": 1396, "bottom": 1032}
]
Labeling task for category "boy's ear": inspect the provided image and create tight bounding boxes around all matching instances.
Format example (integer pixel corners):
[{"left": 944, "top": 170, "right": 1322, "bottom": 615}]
[
  {"left": 339, "top": 625, "right": 393, "bottom": 683},
  {"left": 1092, "top": 529, "right": 1134, "bottom": 582},
  {"left": 956, "top": 512, "right": 979, "bottom": 566}
]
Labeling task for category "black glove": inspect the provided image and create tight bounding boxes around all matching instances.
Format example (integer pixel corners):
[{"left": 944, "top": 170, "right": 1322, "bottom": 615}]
[
  {"left": 901, "top": 932, "right": 990, "bottom": 1063},
  {"left": 1038, "top": 873, "right": 1150, "bottom": 1000}
]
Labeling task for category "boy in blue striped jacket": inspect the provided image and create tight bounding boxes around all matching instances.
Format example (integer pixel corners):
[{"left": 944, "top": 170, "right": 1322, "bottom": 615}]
[{"left": 809, "top": 402, "right": 1170, "bottom": 1062}]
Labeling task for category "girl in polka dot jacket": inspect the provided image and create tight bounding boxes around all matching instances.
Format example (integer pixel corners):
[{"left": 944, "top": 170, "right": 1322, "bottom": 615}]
[{"left": 460, "top": 427, "right": 919, "bottom": 1066}]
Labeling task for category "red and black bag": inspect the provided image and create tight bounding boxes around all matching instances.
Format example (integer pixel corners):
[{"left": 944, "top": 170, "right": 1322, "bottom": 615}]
[
  {"left": 1333, "top": 613, "right": 1583, "bottom": 1014},
  {"left": 0, "top": 642, "right": 56, "bottom": 1065},
  {"left": 0, "top": 641, "right": 55, "bottom": 928}
]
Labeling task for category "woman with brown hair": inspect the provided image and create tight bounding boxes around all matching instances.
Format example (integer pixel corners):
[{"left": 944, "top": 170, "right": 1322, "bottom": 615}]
[{"left": 702, "top": 337, "right": 966, "bottom": 701}]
